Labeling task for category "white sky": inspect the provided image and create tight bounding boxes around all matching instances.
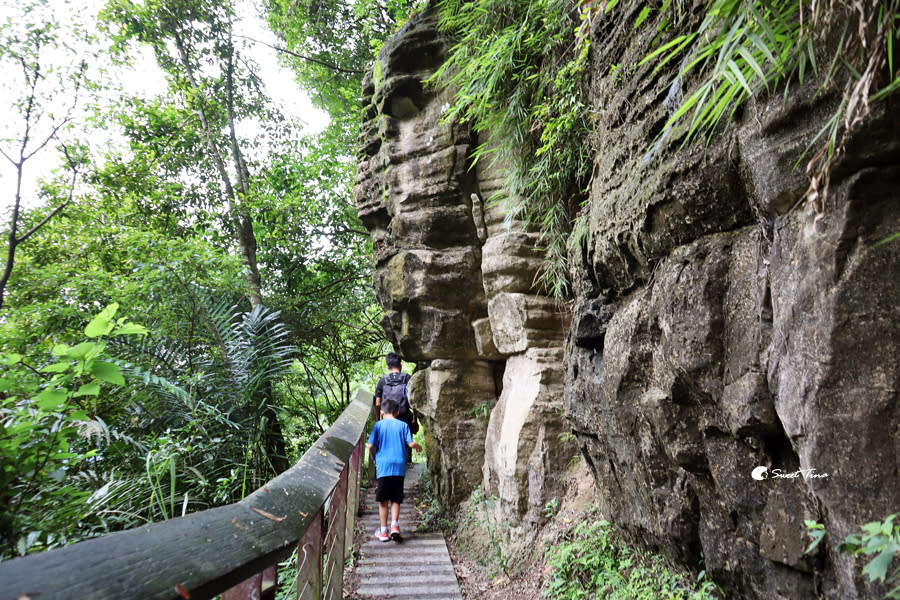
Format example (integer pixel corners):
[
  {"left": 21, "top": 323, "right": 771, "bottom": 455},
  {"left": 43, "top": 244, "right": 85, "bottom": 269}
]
[{"left": 0, "top": 0, "right": 328, "bottom": 211}]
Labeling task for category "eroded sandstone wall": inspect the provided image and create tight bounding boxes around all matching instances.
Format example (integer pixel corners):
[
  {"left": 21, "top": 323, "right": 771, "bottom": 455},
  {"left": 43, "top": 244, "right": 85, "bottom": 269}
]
[
  {"left": 354, "top": 10, "right": 574, "bottom": 528},
  {"left": 354, "top": 5, "right": 900, "bottom": 600}
]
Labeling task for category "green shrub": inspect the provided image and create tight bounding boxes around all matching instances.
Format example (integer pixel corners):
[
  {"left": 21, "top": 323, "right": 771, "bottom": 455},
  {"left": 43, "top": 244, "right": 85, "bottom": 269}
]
[{"left": 806, "top": 515, "right": 900, "bottom": 599}]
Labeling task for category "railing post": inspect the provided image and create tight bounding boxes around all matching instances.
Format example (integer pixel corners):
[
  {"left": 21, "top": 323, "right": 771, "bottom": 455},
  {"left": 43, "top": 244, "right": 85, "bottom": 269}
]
[
  {"left": 323, "top": 466, "right": 349, "bottom": 600},
  {"left": 222, "top": 572, "right": 261, "bottom": 600},
  {"left": 344, "top": 432, "right": 363, "bottom": 559},
  {"left": 297, "top": 508, "right": 324, "bottom": 600}
]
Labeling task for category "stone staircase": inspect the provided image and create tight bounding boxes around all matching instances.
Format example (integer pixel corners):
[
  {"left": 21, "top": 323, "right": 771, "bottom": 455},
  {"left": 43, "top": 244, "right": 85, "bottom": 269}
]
[{"left": 355, "top": 463, "right": 463, "bottom": 600}]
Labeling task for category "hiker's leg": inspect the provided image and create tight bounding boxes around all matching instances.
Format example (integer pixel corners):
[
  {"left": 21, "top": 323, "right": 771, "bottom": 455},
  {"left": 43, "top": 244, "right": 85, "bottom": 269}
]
[
  {"left": 390, "top": 501, "right": 400, "bottom": 524},
  {"left": 379, "top": 500, "right": 389, "bottom": 529}
]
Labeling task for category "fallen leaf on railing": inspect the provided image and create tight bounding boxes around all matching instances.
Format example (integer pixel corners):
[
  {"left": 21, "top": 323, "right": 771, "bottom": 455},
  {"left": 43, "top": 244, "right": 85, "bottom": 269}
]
[
  {"left": 251, "top": 506, "right": 286, "bottom": 522},
  {"left": 231, "top": 518, "right": 250, "bottom": 531},
  {"left": 175, "top": 582, "right": 191, "bottom": 598}
]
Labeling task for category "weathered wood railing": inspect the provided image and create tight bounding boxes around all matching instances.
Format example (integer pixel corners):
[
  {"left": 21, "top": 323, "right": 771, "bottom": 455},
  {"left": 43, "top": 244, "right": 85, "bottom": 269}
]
[{"left": 0, "top": 390, "right": 373, "bottom": 600}]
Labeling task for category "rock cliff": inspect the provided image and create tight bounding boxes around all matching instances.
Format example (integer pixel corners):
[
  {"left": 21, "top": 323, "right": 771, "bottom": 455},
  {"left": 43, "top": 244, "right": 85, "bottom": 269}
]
[{"left": 354, "top": 6, "right": 900, "bottom": 599}]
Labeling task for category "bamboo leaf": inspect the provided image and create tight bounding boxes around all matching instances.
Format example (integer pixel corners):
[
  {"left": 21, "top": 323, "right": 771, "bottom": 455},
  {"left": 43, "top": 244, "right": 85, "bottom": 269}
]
[
  {"left": 737, "top": 45, "right": 767, "bottom": 86},
  {"left": 637, "top": 33, "right": 695, "bottom": 68},
  {"left": 745, "top": 30, "right": 778, "bottom": 65},
  {"left": 727, "top": 58, "right": 754, "bottom": 95}
]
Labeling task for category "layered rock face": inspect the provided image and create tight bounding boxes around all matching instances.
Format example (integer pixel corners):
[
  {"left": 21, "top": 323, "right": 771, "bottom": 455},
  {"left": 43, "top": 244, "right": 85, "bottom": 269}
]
[
  {"left": 354, "top": 11, "right": 575, "bottom": 525},
  {"left": 355, "top": 5, "right": 900, "bottom": 600},
  {"left": 566, "top": 6, "right": 900, "bottom": 599}
]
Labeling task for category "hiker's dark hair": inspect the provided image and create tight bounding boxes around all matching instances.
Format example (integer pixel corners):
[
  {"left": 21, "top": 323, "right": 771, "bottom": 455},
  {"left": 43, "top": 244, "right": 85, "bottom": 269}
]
[
  {"left": 381, "top": 398, "right": 398, "bottom": 414},
  {"left": 385, "top": 352, "right": 402, "bottom": 369}
]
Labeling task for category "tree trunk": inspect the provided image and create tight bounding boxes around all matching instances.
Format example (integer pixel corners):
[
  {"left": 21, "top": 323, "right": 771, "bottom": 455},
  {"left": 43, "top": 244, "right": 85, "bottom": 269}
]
[{"left": 171, "top": 29, "right": 263, "bottom": 308}]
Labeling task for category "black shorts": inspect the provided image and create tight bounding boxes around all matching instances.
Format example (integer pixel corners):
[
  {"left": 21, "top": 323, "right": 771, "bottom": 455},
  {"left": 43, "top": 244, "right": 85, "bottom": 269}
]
[{"left": 375, "top": 476, "right": 405, "bottom": 504}]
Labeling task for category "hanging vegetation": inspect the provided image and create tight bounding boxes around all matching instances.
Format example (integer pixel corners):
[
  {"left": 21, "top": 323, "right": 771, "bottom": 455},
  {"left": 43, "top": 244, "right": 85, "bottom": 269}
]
[{"left": 431, "top": 0, "right": 593, "bottom": 299}]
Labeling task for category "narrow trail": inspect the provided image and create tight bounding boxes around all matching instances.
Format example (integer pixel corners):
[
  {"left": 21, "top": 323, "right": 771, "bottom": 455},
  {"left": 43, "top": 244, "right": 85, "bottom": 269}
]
[{"left": 354, "top": 463, "right": 463, "bottom": 600}]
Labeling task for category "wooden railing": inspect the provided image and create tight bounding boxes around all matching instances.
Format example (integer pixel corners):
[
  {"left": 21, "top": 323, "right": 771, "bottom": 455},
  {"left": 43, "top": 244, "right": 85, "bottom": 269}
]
[{"left": 0, "top": 390, "right": 373, "bottom": 600}]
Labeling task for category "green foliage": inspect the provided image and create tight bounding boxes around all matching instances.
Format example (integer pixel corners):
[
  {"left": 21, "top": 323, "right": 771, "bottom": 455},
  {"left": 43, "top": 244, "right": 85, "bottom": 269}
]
[
  {"left": 431, "top": 0, "right": 592, "bottom": 298},
  {"left": 0, "top": 0, "right": 102, "bottom": 310},
  {"left": 639, "top": 0, "right": 806, "bottom": 145},
  {"left": 81, "top": 296, "right": 302, "bottom": 531},
  {"left": 0, "top": 304, "right": 145, "bottom": 556},
  {"left": 803, "top": 519, "right": 826, "bottom": 553},
  {"left": 544, "top": 518, "right": 721, "bottom": 600},
  {"left": 470, "top": 399, "right": 494, "bottom": 419},
  {"left": 542, "top": 497, "right": 559, "bottom": 519},
  {"left": 806, "top": 516, "right": 900, "bottom": 598},
  {"left": 639, "top": 0, "right": 900, "bottom": 205},
  {"left": 0, "top": 0, "right": 388, "bottom": 563}
]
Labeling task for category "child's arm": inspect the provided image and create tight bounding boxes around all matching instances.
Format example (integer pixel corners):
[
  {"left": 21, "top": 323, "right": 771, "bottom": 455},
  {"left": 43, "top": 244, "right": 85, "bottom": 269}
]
[{"left": 409, "top": 441, "right": 423, "bottom": 453}]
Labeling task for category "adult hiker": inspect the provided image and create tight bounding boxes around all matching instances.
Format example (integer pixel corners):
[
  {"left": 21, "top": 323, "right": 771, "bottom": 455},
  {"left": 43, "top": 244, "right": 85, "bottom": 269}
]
[{"left": 374, "top": 352, "right": 418, "bottom": 434}]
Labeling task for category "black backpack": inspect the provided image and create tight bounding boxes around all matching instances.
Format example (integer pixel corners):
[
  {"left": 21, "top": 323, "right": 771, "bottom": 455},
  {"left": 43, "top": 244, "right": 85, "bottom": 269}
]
[{"left": 381, "top": 372, "right": 418, "bottom": 433}]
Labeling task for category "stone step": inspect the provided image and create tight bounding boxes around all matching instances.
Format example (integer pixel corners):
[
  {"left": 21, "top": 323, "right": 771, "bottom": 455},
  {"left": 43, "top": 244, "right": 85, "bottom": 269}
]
[
  {"left": 357, "top": 571, "right": 460, "bottom": 585},
  {"left": 357, "top": 588, "right": 462, "bottom": 600},
  {"left": 356, "top": 564, "right": 457, "bottom": 577}
]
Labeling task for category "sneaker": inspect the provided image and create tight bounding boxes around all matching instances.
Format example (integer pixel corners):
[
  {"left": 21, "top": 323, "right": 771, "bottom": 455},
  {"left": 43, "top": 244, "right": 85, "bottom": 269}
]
[
  {"left": 389, "top": 525, "right": 402, "bottom": 542},
  {"left": 376, "top": 528, "right": 390, "bottom": 542}
]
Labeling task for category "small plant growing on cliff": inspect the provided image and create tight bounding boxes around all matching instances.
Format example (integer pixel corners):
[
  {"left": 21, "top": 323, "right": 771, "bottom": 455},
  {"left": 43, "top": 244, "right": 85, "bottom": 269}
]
[
  {"left": 461, "top": 486, "right": 511, "bottom": 575},
  {"left": 471, "top": 399, "right": 494, "bottom": 420},
  {"left": 414, "top": 467, "right": 452, "bottom": 533},
  {"left": 806, "top": 515, "right": 900, "bottom": 598},
  {"left": 542, "top": 497, "right": 559, "bottom": 519}
]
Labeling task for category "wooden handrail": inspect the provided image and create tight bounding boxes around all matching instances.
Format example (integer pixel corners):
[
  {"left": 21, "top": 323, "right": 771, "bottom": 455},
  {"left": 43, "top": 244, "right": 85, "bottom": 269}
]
[{"left": 0, "top": 390, "right": 373, "bottom": 600}]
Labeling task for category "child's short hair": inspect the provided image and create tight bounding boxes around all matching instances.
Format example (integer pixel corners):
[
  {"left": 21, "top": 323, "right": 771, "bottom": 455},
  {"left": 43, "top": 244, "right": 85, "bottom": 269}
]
[{"left": 380, "top": 398, "right": 398, "bottom": 414}]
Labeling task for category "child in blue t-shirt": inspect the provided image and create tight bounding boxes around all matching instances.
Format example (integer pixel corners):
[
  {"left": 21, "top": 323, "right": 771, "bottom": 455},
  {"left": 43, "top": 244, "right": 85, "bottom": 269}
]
[{"left": 367, "top": 398, "right": 422, "bottom": 542}]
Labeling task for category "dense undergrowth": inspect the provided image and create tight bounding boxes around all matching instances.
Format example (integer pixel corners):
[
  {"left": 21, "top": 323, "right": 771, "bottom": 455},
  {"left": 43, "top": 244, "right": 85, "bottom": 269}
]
[{"left": 544, "top": 517, "right": 722, "bottom": 600}]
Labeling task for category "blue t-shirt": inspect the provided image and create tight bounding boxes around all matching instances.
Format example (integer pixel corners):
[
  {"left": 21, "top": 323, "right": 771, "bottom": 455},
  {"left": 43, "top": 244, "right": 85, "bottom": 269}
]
[{"left": 368, "top": 418, "right": 412, "bottom": 478}]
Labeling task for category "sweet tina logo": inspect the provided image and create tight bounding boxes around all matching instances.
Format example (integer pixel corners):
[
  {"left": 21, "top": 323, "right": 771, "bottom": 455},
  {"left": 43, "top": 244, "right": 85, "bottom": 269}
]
[{"left": 751, "top": 466, "right": 830, "bottom": 480}]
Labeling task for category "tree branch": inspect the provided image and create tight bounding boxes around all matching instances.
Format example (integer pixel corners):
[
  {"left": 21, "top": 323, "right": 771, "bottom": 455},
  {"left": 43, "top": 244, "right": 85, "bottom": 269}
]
[
  {"left": 233, "top": 34, "right": 364, "bottom": 75},
  {"left": 0, "top": 147, "right": 15, "bottom": 166},
  {"left": 17, "top": 196, "right": 71, "bottom": 245},
  {"left": 17, "top": 139, "right": 79, "bottom": 245}
]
